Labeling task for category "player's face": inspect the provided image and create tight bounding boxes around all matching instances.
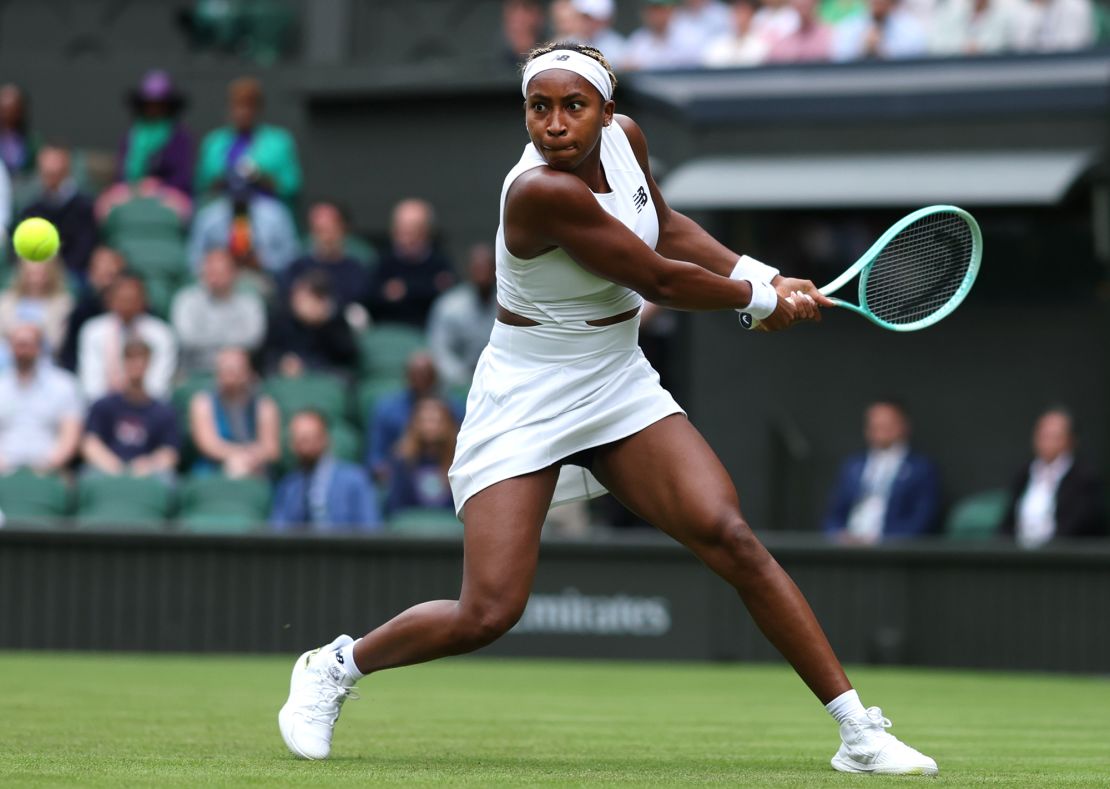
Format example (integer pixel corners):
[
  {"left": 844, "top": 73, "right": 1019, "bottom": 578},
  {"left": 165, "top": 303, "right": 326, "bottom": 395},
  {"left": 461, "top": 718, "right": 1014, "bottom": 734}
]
[{"left": 525, "top": 70, "right": 614, "bottom": 174}]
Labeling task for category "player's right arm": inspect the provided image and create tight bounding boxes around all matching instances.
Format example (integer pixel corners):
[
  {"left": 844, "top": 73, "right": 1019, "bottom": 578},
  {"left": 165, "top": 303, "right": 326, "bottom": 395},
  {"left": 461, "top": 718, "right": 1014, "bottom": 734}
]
[{"left": 504, "top": 168, "right": 816, "bottom": 326}]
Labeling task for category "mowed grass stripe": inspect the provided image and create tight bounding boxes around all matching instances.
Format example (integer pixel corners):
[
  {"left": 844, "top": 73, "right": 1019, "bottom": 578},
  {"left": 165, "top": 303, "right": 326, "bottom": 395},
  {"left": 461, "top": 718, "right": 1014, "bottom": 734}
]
[{"left": 1, "top": 654, "right": 1107, "bottom": 787}]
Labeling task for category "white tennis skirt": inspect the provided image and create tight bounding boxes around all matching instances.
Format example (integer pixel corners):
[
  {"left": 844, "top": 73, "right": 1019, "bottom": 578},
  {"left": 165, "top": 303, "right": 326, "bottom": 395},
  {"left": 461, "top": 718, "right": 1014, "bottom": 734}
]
[{"left": 448, "top": 316, "right": 684, "bottom": 517}]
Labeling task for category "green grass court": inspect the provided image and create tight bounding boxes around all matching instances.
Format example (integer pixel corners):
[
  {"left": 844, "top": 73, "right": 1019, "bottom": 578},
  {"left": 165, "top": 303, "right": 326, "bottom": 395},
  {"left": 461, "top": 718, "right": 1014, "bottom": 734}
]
[{"left": 2, "top": 654, "right": 1107, "bottom": 787}]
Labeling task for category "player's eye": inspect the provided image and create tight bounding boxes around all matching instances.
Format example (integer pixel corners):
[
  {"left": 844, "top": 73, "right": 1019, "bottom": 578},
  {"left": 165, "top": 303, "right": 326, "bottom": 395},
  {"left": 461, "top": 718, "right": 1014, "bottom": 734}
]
[
  {"left": 531, "top": 102, "right": 546, "bottom": 112},
  {"left": 568, "top": 102, "right": 583, "bottom": 111}
]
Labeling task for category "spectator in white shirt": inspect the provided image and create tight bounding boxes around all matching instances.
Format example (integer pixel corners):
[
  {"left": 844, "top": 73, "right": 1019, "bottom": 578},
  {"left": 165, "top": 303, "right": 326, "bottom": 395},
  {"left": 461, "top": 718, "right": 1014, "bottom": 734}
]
[
  {"left": 930, "top": 0, "right": 1025, "bottom": 55},
  {"left": 171, "top": 247, "right": 266, "bottom": 376},
  {"left": 573, "top": 0, "right": 628, "bottom": 65},
  {"left": 704, "top": 0, "right": 774, "bottom": 66},
  {"left": 753, "top": 0, "right": 803, "bottom": 45},
  {"left": 1012, "top": 0, "right": 1095, "bottom": 52},
  {"left": 1002, "top": 407, "right": 1105, "bottom": 547},
  {"left": 623, "top": 0, "right": 705, "bottom": 71},
  {"left": 550, "top": 0, "right": 588, "bottom": 41},
  {"left": 0, "top": 323, "right": 83, "bottom": 474},
  {"left": 77, "top": 273, "right": 177, "bottom": 401},
  {"left": 428, "top": 243, "right": 497, "bottom": 389},
  {"left": 674, "top": 0, "right": 734, "bottom": 49},
  {"left": 833, "top": 0, "right": 929, "bottom": 60}
]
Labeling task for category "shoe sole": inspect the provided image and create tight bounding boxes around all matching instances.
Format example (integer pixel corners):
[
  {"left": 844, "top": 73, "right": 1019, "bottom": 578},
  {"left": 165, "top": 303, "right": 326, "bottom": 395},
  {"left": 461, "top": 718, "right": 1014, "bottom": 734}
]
[{"left": 832, "top": 754, "right": 938, "bottom": 777}]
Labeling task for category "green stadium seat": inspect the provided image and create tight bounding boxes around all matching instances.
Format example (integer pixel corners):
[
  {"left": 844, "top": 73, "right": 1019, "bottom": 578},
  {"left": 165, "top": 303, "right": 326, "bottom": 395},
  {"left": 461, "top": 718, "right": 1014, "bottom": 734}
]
[
  {"left": 945, "top": 489, "right": 1009, "bottom": 540},
  {"left": 330, "top": 420, "right": 362, "bottom": 463},
  {"left": 103, "top": 197, "right": 184, "bottom": 244},
  {"left": 143, "top": 274, "right": 177, "bottom": 320},
  {"left": 76, "top": 475, "right": 174, "bottom": 530},
  {"left": 264, "top": 373, "right": 348, "bottom": 424},
  {"left": 177, "top": 476, "right": 271, "bottom": 534},
  {"left": 344, "top": 236, "right": 378, "bottom": 269},
  {"left": 116, "top": 237, "right": 189, "bottom": 283},
  {"left": 0, "top": 470, "right": 71, "bottom": 523},
  {"left": 359, "top": 323, "right": 425, "bottom": 380},
  {"left": 388, "top": 507, "right": 461, "bottom": 536},
  {"left": 171, "top": 373, "right": 216, "bottom": 423},
  {"left": 355, "top": 377, "right": 405, "bottom": 428}
]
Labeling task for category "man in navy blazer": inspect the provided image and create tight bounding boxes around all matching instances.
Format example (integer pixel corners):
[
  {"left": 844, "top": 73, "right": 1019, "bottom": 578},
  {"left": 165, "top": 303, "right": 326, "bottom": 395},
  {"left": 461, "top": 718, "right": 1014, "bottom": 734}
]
[
  {"left": 823, "top": 399, "right": 940, "bottom": 543},
  {"left": 271, "top": 409, "right": 383, "bottom": 532}
]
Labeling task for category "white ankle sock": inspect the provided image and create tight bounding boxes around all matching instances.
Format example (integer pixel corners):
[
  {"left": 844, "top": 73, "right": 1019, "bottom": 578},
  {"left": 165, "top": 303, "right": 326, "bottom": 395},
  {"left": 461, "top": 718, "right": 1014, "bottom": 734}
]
[
  {"left": 825, "top": 689, "right": 866, "bottom": 725},
  {"left": 335, "top": 639, "right": 365, "bottom": 683}
]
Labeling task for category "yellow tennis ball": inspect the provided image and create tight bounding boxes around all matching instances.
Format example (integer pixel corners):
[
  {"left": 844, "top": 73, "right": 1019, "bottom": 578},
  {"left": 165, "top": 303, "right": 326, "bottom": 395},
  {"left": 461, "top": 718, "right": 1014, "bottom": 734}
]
[{"left": 12, "top": 217, "right": 61, "bottom": 263}]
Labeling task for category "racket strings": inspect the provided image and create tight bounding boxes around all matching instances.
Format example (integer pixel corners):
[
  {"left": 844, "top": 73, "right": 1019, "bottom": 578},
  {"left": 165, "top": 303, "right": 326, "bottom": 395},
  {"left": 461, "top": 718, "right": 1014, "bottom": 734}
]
[{"left": 862, "top": 213, "right": 974, "bottom": 325}]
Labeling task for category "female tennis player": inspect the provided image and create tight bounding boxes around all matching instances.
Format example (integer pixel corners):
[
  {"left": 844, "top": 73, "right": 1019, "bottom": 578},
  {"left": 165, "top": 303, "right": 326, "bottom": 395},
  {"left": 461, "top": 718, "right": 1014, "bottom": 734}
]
[{"left": 280, "top": 42, "right": 938, "bottom": 777}]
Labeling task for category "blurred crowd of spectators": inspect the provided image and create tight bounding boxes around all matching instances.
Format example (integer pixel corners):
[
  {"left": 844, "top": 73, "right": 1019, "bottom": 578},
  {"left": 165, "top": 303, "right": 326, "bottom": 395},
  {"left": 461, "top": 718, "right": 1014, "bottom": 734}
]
[
  {"left": 0, "top": 73, "right": 498, "bottom": 533},
  {"left": 0, "top": 50, "right": 1102, "bottom": 545},
  {"left": 504, "top": 0, "right": 1103, "bottom": 70}
]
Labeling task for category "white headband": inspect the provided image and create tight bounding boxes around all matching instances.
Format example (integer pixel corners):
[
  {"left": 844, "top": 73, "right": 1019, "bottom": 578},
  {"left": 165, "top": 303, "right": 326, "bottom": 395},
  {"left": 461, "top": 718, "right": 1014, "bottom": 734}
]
[{"left": 521, "top": 50, "right": 613, "bottom": 102}]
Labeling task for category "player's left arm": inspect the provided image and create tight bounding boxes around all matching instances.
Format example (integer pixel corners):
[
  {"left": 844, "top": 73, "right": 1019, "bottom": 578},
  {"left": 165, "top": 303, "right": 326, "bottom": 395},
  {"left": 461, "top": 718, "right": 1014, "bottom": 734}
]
[{"left": 617, "top": 115, "right": 830, "bottom": 305}]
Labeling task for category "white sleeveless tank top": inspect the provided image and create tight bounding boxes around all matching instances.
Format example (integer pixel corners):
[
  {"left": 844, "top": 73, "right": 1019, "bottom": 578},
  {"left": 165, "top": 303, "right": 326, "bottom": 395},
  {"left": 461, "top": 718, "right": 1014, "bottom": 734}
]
[{"left": 494, "top": 121, "right": 659, "bottom": 325}]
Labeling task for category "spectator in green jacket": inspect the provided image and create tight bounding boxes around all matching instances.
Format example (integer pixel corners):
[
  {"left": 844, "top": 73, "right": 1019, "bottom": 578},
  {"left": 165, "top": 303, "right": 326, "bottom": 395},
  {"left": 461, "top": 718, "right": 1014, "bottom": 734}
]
[{"left": 195, "top": 76, "right": 301, "bottom": 209}]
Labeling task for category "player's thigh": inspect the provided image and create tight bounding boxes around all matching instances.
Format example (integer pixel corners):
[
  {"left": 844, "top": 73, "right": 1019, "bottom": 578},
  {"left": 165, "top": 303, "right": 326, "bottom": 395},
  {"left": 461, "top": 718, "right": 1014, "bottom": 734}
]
[
  {"left": 458, "top": 465, "right": 560, "bottom": 617},
  {"left": 591, "top": 414, "right": 745, "bottom": 548}
]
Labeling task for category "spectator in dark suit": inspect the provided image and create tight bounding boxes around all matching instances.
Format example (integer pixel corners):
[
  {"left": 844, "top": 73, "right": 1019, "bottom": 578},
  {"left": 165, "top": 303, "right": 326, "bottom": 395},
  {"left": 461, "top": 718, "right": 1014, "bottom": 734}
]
[
  {"left": 366, "top": 198, "right": 455, "bottom": 328},
  {"left": 1001, "top": 407, "right": 1105, "bottom": 547},
  {"left": 18, "top": 145, "right": 97, "bottom": 280},
  {"left": 270, "top": 410, "right": 382, "bottom": 531},
  {"left": 823, "top": 399, "right": 940, "bottom": 543},
  {"left": 265, "top": 269, "right": 357, "bottom": 378}
]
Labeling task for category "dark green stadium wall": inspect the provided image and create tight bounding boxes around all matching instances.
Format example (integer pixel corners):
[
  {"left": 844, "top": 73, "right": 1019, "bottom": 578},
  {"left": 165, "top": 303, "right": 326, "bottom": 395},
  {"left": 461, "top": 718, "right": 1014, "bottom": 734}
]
[{"left": 3, "top": 529, "right": 1108, "bottom": 673}]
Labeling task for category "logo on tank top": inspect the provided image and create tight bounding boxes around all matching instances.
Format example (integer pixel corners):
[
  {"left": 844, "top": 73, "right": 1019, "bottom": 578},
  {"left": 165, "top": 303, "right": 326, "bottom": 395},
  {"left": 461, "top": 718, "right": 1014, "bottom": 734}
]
[{"left": 632, "top": 186, "right": 648, "bottom": 212}]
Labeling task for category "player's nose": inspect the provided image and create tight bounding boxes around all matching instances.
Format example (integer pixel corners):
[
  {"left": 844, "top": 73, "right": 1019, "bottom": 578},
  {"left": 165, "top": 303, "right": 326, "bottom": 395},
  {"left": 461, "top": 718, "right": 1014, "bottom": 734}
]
[{"left": 546, "top": 111, "right": 567, "bottom": 136}]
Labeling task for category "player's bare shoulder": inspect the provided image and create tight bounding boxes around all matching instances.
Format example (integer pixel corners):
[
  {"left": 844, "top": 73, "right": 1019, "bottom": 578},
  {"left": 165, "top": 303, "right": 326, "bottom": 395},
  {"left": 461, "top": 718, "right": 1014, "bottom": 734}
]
[
  {"left": 507, "top": 165, "right": 593, "bottom": 214},
  {"left": 614, "top": 115, "right": 651, "bottom": 169}
]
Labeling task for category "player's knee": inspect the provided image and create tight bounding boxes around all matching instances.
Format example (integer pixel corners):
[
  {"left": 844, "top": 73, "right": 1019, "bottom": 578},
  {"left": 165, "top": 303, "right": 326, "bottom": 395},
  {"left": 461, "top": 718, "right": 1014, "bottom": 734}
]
[
  {"left": 706, "top": 511, "right": 765, "bottom": 567},
  {"left": 455, "top": 599, "right": 525, "bottom": 650}
]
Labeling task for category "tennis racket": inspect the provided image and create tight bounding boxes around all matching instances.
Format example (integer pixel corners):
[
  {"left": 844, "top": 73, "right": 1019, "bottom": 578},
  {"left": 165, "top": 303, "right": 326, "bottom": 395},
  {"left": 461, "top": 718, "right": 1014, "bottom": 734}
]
[{"left": 814, "top": 205, "right": 982, "bottom": 331}]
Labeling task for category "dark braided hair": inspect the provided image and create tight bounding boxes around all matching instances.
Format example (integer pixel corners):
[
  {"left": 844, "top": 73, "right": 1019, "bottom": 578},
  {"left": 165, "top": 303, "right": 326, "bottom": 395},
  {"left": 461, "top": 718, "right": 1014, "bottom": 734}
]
[{"left": 522, "top": 41, "right": 618, "bottom": 96}]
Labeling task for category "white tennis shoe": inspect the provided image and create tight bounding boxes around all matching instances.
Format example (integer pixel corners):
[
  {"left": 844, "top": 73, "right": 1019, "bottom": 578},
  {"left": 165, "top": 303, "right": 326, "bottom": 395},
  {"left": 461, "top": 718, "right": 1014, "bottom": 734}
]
[
  {"left": 831, "top": 706, "right": 938, "bottom": 776},
  {"left": 278, "top": 634, "right": 358, "bottom": 760}
]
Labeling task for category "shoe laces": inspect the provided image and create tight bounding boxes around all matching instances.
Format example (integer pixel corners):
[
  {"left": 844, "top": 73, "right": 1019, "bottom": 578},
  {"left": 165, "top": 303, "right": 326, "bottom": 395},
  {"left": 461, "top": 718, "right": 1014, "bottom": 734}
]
[
  {"left": 300, "top": 669, "right": 360, "bottom": 726},
  {"left": 861, "top": 706, "right": 892, "bottom": 730}
]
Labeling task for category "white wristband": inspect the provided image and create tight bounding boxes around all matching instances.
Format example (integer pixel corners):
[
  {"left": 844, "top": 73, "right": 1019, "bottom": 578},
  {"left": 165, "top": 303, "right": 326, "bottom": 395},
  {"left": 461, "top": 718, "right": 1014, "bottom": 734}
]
[
  {"left": 730, "top": 254, "right": 779, "bottom": 285},
  {"left": 738, "top": 278, "right": 778, "bottom": 330}
]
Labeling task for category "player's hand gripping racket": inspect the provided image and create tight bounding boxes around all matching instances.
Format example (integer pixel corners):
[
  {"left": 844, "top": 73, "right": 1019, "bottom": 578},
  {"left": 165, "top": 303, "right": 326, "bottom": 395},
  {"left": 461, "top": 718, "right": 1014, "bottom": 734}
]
[{"left": 814, "top": 205, "right": 982, "bottom": 331}]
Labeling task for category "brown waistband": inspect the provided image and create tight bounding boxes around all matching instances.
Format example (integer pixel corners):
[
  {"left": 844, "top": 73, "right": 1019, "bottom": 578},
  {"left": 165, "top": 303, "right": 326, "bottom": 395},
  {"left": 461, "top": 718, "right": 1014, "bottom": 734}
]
[{"left": 496, "top": 304, "right": 641, "bottom": 328}]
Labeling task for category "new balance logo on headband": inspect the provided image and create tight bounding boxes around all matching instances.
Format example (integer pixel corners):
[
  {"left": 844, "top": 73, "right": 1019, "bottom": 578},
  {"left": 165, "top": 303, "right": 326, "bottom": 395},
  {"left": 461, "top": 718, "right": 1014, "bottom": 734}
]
[
  {"left": 555, "top": 54, "right": 570, "bottom": 61},
  {"left": 633, "top": 186, "right": 648, "bottom": 212}
]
